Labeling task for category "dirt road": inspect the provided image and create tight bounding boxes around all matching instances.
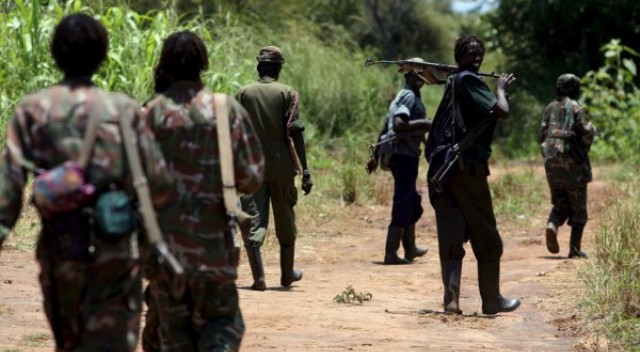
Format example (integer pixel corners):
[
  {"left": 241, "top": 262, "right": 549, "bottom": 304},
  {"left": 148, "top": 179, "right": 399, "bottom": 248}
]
[{"left": 1, "top": 164, "right": 609, "bottom": 351}]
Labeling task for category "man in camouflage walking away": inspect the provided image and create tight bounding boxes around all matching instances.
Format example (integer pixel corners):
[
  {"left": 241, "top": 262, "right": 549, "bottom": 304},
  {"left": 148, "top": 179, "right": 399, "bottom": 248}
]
[
  {"left": 540, "top": 73, "right": 597, "bottom": 258},
  {"left": 142, "top": 31, "right": 264, "bottom": 351},
  {"left": 236, "top": 46, "right": 313, "bottom": 290},
  {"left": 0, "top": 13, "right": 173, "bottom": 351}
]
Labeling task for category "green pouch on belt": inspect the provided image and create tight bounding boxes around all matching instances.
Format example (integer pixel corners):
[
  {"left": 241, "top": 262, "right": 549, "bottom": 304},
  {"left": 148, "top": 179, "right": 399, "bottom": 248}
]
[{"left": 95, "top": 190, "right": 137, "bottom": 239}]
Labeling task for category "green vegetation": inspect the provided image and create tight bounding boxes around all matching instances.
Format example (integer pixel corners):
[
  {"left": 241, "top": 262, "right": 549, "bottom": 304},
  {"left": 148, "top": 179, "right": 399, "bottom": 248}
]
[
  {"left": 0, "top": 1, "right": 639, "bottom": 346},
  {"left": 20, "top": 332, "right": 51, "bottom": 347},
  {"left": 333, "top": 285, "right": 372, "bottom": 305},
  {"left": 580, "top": 182, "right": 640, "bottom": 351}
]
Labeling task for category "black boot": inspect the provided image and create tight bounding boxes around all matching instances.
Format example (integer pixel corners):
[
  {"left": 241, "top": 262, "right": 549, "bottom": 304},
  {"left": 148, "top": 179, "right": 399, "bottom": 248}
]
[
  {"left": 478, "top": 261, "right": 521, "bottom": 315},
  {"left": 280, "top": 245, "right": 303, "bottom": 287},
  {"left": 568, "top": 224, "right": 588, "bottom": 258},
  {"left": 246, "top": 246, "right": 266, "bottom": 291},
  {"left": 384, "top": 225, "right": 409, "bottom": 265},
  {"left": 441, "top": 260, "right": 463, "bottom": 315},
  {"left": 402, "top": 224, "right": 428, "bottom": 261}
]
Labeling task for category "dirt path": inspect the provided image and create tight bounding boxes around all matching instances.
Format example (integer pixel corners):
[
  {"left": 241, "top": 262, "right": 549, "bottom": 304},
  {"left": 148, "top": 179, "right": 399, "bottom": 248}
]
[{"left": 0, "top": 163, "right": 610, "bottom": 351}]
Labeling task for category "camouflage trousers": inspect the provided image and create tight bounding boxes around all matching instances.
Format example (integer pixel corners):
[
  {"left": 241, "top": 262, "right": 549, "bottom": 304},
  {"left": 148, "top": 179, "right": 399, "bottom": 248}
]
[
  {"left": 147, "top": 277, "right": 244, "bottom": 352},
  {"left": 548, "top": 185, "right": 588, "bottom": 227},
  {"left": 36, "top": 219, "right": 142, "bottom": 352}
]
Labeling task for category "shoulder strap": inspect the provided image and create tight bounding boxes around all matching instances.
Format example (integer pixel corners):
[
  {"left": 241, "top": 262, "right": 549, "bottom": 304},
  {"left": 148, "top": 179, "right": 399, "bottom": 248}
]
[
  {"left": 213, "top": 93, "right": 249, "bottom": 248},
  {"left": 563, "top": 99, "right": 574, "bottom": 132},
  {"left": 119, "top": 106, "right": 183, "bottom": 275},
  {"left": 11, "top": 89, "right": 103, "bottom": 174},
  {"left": 77, "top": 89, "right": 105, "bottom": 168}
]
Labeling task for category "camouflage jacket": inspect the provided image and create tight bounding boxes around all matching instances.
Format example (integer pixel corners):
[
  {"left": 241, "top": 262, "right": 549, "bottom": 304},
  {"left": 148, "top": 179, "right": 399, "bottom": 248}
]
[
  {"left": 540, "top": 96, "right": 596, "bottom": 187},
  {"left": 143, "top": 81, "right": 264, "bottom": 281},
  {"left": 0, "top": 79, "right": 174, "bottom": 248},
  {"left": 235, "top": 77, "right": 304, "bottom": 181}
]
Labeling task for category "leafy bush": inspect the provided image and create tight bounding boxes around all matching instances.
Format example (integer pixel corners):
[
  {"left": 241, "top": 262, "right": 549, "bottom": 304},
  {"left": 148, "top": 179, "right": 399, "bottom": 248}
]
[{"left": 581, "top": 39, "right": 640, "bottom": 163}]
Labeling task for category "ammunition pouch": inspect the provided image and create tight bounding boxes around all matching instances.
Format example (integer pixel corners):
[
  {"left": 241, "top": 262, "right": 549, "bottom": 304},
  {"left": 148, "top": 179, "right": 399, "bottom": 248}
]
[{"left": 94, "top": 189, "right": 137, "bottom": 240}]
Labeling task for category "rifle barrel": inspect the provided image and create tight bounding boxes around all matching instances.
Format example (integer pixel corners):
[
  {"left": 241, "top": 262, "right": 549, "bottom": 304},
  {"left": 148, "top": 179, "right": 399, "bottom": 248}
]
[{"left": 365, "top": 57, "right": 502, "bottom": 79}]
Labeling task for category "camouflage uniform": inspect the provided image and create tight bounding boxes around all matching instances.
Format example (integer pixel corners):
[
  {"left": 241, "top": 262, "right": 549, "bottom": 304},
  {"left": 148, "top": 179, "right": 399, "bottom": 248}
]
[
  {"left": 142, "top": 81, "right": 264, "bottom": 352},
  {"left": 540, "top": 74, "right": 596, "bottom": 257},
  {"left": 0, "top": 79, "right": 173, "bottom": 351}
]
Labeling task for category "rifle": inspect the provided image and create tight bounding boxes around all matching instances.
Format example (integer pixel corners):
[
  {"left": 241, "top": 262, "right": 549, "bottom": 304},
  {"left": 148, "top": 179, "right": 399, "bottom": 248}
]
[
  {"left": 365, "top": 57, "right": 501, "bottom": 82},
  {"left": 429, "top": 115, "right": 497, "bottom": 193}
]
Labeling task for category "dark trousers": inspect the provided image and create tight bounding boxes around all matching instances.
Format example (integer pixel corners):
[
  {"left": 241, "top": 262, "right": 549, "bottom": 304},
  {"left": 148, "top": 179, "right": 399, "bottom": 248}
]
[
  {"left": 430, "top": 165, "right": 503, "bottom": 264},
  {"left": 389, "top": 154, "right": 423, "bottom": 228}
]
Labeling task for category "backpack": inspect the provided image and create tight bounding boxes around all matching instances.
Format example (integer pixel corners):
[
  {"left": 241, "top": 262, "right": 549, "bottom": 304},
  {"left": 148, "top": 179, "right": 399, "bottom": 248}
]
[{"left": 542, "top": 99, "right": 576, "bottom": 159}]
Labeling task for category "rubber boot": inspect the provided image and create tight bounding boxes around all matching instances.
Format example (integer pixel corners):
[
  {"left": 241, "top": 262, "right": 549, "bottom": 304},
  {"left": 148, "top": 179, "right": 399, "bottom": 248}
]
[
  {"left": 384, "top": 225, "right": 410, "bottom": 265},
  {"left": 246, "top": 246, "right": 266, "bottom": 291},
  {"left": 568, "top": 224, "right": 588, "bottom": 258},
  {"left": 441, "top": 260, "right": 463, "bottom": 315},
  {"left": 545, "top": 221, "right": 560, "bottom": 254},
  {"left": 478, "top": 261, "right": 521, "bottom": 315},
  {"left": 280, "top": 245, "right": 303, "bottom": 287},
  {"left": 402, "top": 224, "right": 428, "bottom": 261}
]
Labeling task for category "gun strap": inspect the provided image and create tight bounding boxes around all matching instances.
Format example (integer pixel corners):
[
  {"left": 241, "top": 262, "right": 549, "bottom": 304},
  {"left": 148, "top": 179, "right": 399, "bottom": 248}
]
[
  {"left": 213, "top": 93, "right": 248, "bottom": 248},
  {"left": 77, "top": 89, "right": 104, "bottom": 168},
  {"left": 451, "top": 72, "right": 496, "bottom": 155},
  {"left": 119, "top": 107, "right": 183, "bottom": 274},
  {"left": 10, "top": 89, "right": 103, "bottom": 174}
]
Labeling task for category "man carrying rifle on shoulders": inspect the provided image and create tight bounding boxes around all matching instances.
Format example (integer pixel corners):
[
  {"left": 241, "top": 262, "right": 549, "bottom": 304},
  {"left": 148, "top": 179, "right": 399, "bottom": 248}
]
[{"left": 424, "top": 34, "right": 520, "bottom": 316}]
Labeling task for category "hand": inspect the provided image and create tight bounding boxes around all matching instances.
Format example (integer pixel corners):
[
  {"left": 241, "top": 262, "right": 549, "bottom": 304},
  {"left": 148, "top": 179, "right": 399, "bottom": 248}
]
[
  {"left": 365, "top": 157, "right": 378, "bottom": 174},
  {"left": 301, "top": 170, "right": 313, "bottom": 195},
  {"left": 422, "top": 70, "right": 443, "bottom": 85},
  {"left": 497, "top": 73, "right": 516, "bottom": 91}
]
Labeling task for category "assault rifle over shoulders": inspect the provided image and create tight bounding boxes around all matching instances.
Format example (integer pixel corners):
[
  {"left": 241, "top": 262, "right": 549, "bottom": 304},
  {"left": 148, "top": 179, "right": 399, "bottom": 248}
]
[{"left": 365, "top": 57, "right": 501, "bottom": 84}]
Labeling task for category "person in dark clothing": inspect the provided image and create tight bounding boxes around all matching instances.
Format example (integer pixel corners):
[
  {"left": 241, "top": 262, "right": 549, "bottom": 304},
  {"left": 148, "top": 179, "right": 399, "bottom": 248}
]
[
  {"left": 424, "top": 35, "right": 521, "bottom": 315},
  {"left": 367, "top": 58, "right": 431, "bottom": 265}
]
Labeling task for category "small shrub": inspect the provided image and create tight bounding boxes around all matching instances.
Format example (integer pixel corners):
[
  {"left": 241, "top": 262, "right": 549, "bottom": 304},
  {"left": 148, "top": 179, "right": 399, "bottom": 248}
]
[{"left": 333, "top": 285, "right": 372, "bottom": 305}]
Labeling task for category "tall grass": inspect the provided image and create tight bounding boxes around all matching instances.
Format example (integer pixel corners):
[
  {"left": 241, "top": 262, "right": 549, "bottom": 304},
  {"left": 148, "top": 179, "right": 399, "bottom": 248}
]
[
  {"left": 0, "top": 0, "right": 419, "bottom": 204},
  {"left": 580, "top": 183, "right": 640, "bottom": 351}
]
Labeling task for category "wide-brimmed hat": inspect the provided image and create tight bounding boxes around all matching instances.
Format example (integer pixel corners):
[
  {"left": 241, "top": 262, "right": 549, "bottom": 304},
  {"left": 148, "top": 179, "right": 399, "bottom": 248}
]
[{"left": 398, "top": 57, "right": 426, "bottom": 73}]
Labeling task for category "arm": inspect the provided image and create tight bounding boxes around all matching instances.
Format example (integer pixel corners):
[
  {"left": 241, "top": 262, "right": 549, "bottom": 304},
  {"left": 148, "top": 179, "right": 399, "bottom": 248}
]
[
  {"left": 393, "top": 116, "right": 432, "bottom": 134},
  {"left": 391, "top": 90, "right": 431, "bottom": 134},
  {"left": 574, "top": 105, "right": 597, "bottom": 147},
  {"left": 539, "top": 104, "right": 551, "bottom": 145},
  {"left": 491, "top": 73, "right": 516, "bottom": 119},
  {"left": 286, "top": 91, "right": 313, "bottom": 195},
  {"left": 0, "top": 111, "right": 30, "bottom": 250},
  {"left": 291, "top": 131, "right": 312, "bottom": 195}
]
